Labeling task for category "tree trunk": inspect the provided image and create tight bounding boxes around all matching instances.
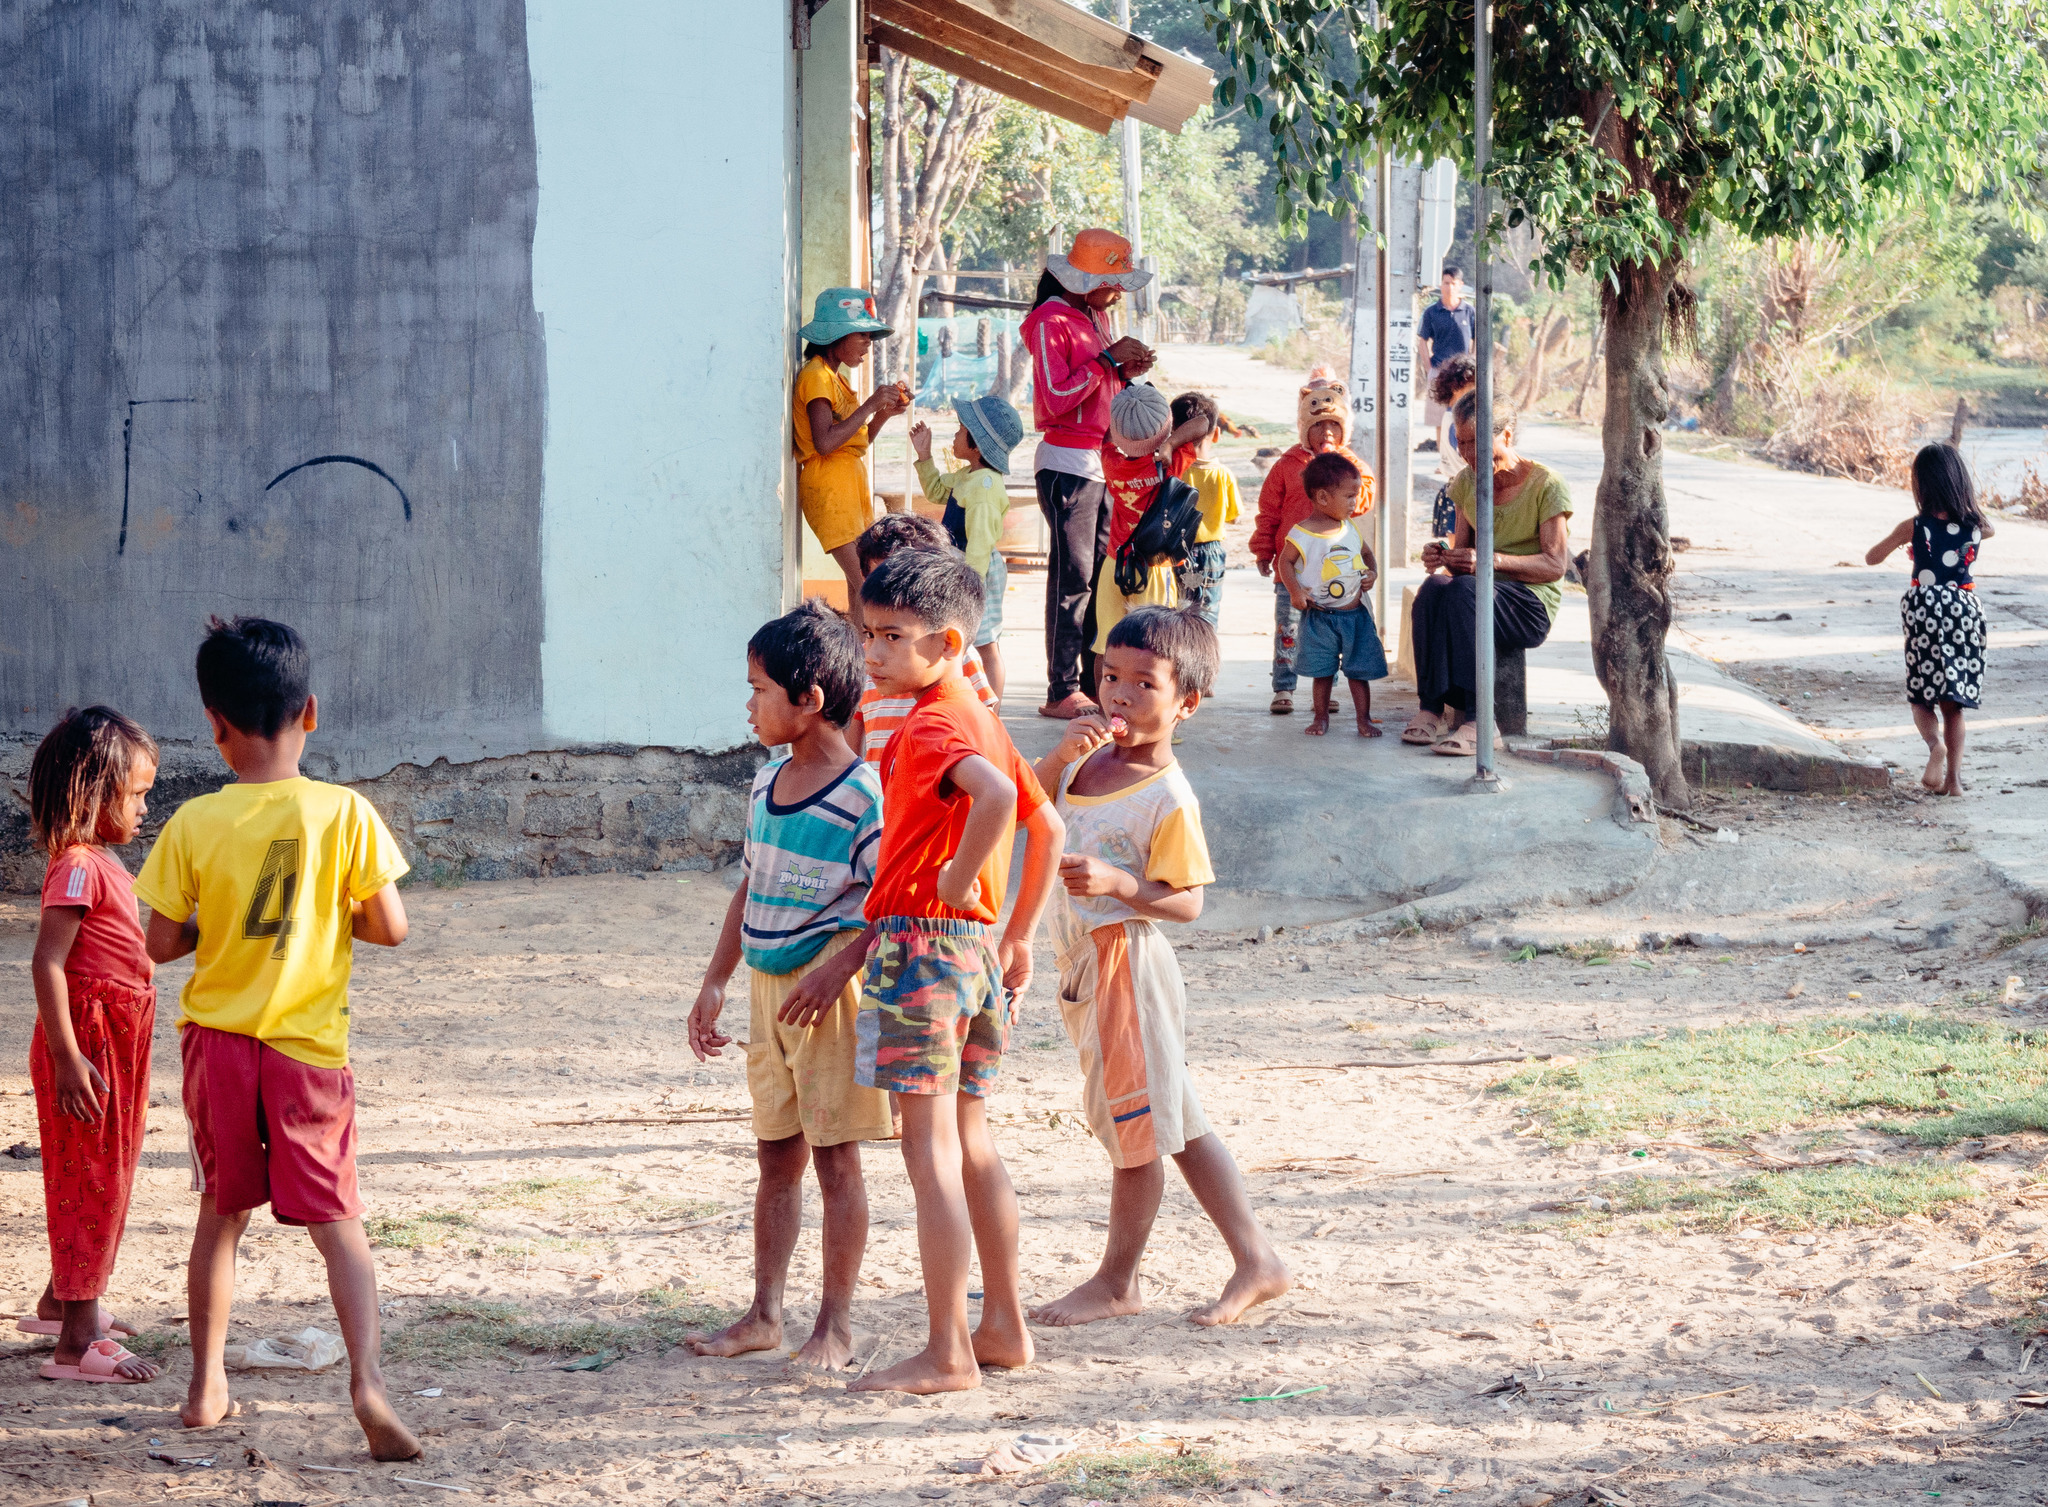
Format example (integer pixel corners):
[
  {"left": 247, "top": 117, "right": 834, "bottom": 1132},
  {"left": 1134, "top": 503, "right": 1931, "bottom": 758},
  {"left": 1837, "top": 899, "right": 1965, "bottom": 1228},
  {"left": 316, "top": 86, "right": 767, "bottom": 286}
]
[{"left": 1589, "top": 259, "right": 1689, "bottom": 808}]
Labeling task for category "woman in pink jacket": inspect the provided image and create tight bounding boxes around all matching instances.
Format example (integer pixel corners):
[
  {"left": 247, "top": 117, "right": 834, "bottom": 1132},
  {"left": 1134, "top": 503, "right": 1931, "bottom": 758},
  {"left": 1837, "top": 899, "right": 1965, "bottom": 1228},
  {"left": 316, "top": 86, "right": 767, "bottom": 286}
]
[{"left": 1018, "top": 230, "right": 1156, "bottom": 718}]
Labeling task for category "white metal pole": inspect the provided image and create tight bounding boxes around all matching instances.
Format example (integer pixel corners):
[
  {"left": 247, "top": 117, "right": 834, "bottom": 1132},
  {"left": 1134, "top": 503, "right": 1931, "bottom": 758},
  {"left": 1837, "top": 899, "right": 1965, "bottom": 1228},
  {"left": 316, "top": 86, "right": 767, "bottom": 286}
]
[
  {"left": 1374, "top": 149, "right": 1391, "bottom": 634},
  {"left": 1471, "top": 0, "right": 1500, "bottom": 788},
  {"left": 1116, "top": 0, "right": 1146, "bottom": 343}
]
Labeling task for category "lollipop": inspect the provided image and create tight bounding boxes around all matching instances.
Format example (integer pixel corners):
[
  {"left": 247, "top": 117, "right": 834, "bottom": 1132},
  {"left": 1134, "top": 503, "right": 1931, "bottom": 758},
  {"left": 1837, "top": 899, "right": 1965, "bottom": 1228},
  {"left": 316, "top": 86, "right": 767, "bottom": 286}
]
[{"left": 1108, "top": 715, "right": 1129, "bottom": 738}]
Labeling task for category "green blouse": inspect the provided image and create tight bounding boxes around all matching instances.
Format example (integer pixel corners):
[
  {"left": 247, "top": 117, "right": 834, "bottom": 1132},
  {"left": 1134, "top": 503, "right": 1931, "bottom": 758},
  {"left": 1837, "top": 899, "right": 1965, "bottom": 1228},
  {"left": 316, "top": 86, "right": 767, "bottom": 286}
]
[{"left": 1449, "top": 460, "right": 1573, "bottom": 622}]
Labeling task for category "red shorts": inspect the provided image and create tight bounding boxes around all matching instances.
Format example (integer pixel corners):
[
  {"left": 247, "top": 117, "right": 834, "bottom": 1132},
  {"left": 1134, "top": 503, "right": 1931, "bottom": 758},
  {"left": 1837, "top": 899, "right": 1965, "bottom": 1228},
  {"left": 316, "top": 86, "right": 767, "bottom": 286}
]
[{"left": 180, "top": 1024, "right": 363, "bottom": 1225}]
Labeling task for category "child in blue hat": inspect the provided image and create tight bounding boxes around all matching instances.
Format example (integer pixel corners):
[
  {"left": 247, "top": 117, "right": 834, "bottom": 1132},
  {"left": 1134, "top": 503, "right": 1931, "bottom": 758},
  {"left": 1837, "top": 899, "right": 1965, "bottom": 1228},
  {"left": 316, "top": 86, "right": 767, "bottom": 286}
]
[
  {"left": 910, "top": 393, "right": 1023, "bottom": 702},
  {"left": 795, "top": 288, "right": 909, "bottom": 629}
]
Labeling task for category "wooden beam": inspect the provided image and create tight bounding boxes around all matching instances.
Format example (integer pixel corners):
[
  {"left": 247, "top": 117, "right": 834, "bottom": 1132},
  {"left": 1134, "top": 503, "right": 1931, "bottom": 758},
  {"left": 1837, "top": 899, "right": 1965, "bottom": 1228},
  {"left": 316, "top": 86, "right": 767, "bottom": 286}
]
[
  {"left": 869, "top": 21, "right": 1120, "bottom": 134},
  {"left": 945, "top": 0, "right": 1146, "bottom": 73},
  {"left": 872, "top": 3, "right": 1144, "bottom": 120},
  {"left": 871, "top": 0, "right": 1159, "bottom": 104}
]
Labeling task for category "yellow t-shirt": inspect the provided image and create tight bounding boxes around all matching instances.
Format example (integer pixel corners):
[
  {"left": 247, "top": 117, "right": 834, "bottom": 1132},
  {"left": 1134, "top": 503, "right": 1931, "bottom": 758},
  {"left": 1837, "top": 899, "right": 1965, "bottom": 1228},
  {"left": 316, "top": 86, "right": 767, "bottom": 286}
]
[
  {"left": 792, "top": 356, "right": 866, "bottom": 466},
  {"left": 1184, "top": 459, "right": 1242, "bottom": 544},
  {"left": 134, "top": 778, "right": 409, "bottom": 1069}
]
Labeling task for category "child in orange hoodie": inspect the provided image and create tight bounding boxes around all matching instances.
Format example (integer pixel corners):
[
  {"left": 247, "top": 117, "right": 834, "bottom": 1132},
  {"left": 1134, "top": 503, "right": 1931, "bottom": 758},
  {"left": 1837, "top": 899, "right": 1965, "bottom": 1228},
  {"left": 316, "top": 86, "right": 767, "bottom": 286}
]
[{"left": 1248, "top": 371, "right": 1372, "bottom": 714}]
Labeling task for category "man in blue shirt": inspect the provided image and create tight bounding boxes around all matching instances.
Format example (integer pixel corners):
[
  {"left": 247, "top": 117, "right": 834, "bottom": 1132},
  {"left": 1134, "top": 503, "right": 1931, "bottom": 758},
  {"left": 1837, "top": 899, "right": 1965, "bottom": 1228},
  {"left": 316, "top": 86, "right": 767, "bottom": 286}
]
[{"left": 1418, "top": 266, "right": 1475, "bottom": 453}]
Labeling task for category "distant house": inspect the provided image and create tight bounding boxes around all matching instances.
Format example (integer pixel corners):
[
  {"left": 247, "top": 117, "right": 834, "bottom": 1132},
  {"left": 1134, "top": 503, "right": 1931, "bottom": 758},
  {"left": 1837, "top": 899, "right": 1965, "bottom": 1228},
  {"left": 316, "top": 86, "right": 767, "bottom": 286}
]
[{"left": 0, "top": 0, "right": 1207, "bottom": 886}]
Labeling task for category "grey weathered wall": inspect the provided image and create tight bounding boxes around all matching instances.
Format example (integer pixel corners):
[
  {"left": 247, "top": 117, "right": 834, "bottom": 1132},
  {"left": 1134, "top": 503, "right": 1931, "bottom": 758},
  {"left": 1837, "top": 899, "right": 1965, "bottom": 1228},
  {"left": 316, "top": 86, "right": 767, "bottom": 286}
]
[{"left": 0, "top": 1, "right": 546, "bottom": 781}]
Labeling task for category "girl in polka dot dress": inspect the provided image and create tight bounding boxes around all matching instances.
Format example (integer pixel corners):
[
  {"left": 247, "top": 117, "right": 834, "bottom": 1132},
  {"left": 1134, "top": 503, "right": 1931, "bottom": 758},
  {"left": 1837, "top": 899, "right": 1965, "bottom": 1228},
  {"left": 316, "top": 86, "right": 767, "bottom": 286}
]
[{"left": 1865, "top": 443, "right": 1994, "bottom": 795}]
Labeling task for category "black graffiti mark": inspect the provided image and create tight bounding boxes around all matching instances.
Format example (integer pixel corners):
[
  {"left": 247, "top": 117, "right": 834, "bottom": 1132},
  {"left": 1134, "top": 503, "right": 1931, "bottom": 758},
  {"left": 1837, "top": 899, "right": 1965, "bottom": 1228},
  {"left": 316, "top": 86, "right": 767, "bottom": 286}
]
[
  {"left": 118, "top": 397, "right": 203, "bottom": 556},
  {"left": 264, "top": 455, "right": 412, "bottom": 521}
]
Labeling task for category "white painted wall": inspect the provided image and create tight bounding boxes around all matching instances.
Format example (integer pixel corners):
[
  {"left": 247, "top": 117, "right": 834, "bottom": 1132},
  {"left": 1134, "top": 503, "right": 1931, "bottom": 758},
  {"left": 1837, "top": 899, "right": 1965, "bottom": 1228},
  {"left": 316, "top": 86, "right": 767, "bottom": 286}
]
[{"left": 529, "top": 1, "right": 796, "bottom": 750}]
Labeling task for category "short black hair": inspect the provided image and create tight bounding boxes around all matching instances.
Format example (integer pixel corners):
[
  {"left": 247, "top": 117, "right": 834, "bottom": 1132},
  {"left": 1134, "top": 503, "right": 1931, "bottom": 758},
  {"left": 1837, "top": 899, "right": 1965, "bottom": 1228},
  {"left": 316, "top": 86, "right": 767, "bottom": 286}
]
[
  {"left": 1302, "top": 451, "right": 1363, "bottom": 497},
  {"left": 1430, "top": 353, "right": 1477, "bottom": 406},
  {"left": 747, "top": 598, "right": 864, "bottom": 726},
  {"left": 196, "top": 616, "right": 310, "bottom": 737},
  {"left": 1442, "top": 264, "right": 1463, "bottom": 281},
  {"left": 1105, "top": 607, "right": 1218, "bottom": 698},
  {"left": 1170, "top": 390, "right": 1219, "bottom": 435},
  {"left": 860, "top": 548, "right": 984, "bottom": 636},
  {"left": 1452, "top": 391, "right": 1514, "bottom": 437},
  {"left": 855, "top": 512, "right": 953, "bottom": 574}
]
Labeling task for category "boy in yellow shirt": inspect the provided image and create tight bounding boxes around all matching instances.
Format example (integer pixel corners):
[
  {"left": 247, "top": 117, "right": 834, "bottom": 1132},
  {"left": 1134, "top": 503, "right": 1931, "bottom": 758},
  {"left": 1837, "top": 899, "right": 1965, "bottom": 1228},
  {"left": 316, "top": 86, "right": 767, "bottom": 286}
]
[
  {"left": 1168, "top": 392, "right": 1241, "bottom": 627},
  {"left": 136, "top": 617, "right": 417, "bottom": 1459}
]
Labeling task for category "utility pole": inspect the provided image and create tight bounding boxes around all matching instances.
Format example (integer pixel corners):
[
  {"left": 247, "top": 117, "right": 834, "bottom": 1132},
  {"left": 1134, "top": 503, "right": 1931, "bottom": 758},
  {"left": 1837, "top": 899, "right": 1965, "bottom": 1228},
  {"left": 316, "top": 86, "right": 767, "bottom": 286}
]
[
  {"left": 1470, "top": 0, "right": 1502, "bottom": 791},
  {"left": 1116, "top": 0, "right": 1147, "bottom": 342}
]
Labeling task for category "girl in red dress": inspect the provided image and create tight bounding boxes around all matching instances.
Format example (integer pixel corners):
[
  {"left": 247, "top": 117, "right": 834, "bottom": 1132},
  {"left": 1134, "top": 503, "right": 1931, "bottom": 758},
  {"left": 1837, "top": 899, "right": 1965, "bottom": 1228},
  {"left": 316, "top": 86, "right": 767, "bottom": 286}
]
[{"left": 23, "top": 706, "right": 163, "bottom": 1383}]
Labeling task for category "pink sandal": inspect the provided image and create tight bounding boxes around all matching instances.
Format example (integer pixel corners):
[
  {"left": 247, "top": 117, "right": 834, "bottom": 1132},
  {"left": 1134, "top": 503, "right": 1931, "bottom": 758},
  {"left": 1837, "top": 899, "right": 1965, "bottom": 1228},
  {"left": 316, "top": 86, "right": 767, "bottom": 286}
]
[
  {"left": 39, "top": 1337, "right": 154, "bottom": 1384},
  {"left": 16, "top": 1308, "right": 136, "bottom": 1338}
]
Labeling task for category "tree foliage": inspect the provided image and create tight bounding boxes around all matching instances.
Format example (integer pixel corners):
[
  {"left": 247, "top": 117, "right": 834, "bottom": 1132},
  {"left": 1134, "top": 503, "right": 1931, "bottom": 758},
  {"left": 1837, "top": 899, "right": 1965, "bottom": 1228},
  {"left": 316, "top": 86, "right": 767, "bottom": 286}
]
[{"left": 1204, "top": 0, "right": 2048, "bottom": 287}]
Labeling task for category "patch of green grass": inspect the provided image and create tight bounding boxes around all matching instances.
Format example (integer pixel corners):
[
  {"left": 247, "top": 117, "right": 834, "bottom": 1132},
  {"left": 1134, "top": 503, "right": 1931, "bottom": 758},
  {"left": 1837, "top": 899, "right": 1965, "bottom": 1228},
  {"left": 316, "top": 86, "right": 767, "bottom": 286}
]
[
  {"left": 1512, "top": 944, "right": 1541, "bottom": 962},
  {"left": 385, "top": 1288, "right": 731, "bottom": 1364},
  {"left": 364, "top": 1209, "right": 479, "bottom": 1249},
  {"left": 1609, "top": 1162, "right": 1979, "bottom": 1232},
  {"left": 1409, "top": 1036, "right": 1452, "bottom": 1052},
  {"left": 1043, "top": 1447, "right": 1238, "bottom": 1500},
  {"left": 1893, "top": 1095, "right": 2048, "bottom": 1147},
  {"left": 489, "top": 1234, "right": 595, "bottom": 1259},
  {"left": 1493, "top": 1014, "right": 2048, "bottom": 1147},
  {"left": 126, "top": 1328, "right": 191, "bottom": 1360},
  {"left": 1997, "top": 917, "right": 2046, "bottom": 952},
  {"left": 472, "top": 1176, "right": 608, "bottom": 1211},
  {"left": 635, "top": 1197, "right": 719, "bottom": 1223}
]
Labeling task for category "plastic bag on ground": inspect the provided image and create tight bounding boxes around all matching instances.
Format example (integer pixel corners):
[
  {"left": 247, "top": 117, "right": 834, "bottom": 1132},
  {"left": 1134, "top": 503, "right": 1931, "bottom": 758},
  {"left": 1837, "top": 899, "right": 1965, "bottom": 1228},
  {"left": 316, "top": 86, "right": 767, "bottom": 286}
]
[{"left": 224, "top": 1325, "right": 346, "bottom": 1371}]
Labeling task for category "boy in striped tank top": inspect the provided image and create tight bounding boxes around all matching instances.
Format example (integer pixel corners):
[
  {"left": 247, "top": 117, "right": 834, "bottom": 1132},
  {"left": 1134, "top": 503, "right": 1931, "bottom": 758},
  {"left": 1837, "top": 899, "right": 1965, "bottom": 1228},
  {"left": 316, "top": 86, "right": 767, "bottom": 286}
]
[{"left": 686, "top": 600, "right": 892, "bottom": 1371}]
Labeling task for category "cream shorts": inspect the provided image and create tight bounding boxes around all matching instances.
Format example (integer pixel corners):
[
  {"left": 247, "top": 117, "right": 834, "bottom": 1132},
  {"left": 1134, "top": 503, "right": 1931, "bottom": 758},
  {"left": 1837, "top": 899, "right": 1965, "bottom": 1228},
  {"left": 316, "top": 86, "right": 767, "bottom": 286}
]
[{"left": 748, "top": 929, "right": 895, "bottom": 1146}]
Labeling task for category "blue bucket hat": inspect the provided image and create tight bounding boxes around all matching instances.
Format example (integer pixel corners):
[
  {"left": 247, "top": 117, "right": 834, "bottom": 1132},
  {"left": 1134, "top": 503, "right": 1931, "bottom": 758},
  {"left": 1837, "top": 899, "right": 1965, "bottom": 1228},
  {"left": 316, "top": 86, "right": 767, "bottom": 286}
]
[
  {"left": 954, "top": 393, "right": 1024, "bottom": 475},
  {"left": 800, "top": 287, "right": 893, "bottom": 347}
]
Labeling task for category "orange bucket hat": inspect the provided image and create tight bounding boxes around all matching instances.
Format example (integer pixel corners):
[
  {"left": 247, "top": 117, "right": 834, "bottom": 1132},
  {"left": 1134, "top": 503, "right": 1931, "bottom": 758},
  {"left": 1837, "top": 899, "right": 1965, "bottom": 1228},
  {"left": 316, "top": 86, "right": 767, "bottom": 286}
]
[{"left": 1046, "top": 228, "right": 1154, "bottom": 295}]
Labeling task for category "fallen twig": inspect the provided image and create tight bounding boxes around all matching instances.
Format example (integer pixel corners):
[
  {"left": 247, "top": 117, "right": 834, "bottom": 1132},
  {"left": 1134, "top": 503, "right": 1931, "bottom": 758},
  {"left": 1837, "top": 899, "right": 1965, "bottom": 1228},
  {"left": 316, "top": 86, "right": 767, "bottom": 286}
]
[
  {"left": 1655, "top": 803, "right": 1724, "bottom": 835},
  {"left": 1605, "top": 1384, "right": 1753, "bottom": 1415},
  {"left": 532, "top": 1115, "right": 752, "bottom": 1127},
  {"left": 1767, "top": 1033, "right": 1862, "bottom": 1068},
  {"left": 1944, "top": 1249, "right": 2024, "bottom": 1274},
  {"left": 1244, "top": 1052, "right": 1557, "bottom": 1072}
]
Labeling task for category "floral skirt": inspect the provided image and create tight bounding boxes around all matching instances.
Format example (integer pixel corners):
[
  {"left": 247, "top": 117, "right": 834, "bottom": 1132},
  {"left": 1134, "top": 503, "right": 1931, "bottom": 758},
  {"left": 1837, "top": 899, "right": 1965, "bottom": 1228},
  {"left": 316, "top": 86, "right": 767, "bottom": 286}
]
[{"left": 1901, "top": 584, "right": 1985, "bottom": 709}]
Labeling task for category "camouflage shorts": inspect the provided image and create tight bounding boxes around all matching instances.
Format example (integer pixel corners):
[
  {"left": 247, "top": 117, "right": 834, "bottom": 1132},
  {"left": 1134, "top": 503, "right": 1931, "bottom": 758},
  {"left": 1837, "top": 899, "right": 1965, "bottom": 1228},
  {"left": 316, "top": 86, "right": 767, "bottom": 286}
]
[{"left": 855, "top": 917, "right": 1011, "bottom": 1097}]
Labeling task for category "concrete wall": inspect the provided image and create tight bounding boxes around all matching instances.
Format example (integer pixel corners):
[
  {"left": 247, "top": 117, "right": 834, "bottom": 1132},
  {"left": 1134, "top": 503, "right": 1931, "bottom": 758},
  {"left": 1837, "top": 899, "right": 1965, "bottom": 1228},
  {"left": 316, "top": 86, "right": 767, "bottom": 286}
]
[
  {"left": 0, "top": 1, "right": 810, "bottom": 889},
  {"left": 0, "top": 1, "right": 548, "bottom": 780},
  {"left": 530, "top": 0, "right": 799, "bottom": 749}
]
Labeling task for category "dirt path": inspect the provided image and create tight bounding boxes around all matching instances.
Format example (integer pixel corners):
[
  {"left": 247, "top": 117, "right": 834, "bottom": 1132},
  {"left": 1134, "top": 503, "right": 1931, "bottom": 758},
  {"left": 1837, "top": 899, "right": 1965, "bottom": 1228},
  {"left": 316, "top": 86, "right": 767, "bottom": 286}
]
[{"left": 2, "top": 839, "right": 2042, "bottom": 1504}]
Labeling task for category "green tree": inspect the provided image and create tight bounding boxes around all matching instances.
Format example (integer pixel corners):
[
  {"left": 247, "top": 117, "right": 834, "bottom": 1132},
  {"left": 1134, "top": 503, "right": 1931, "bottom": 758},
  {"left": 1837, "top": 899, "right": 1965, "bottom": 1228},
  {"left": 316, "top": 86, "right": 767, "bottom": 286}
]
[{"left": 1204, "top": 0, "right": 2048, "bottom": 804}]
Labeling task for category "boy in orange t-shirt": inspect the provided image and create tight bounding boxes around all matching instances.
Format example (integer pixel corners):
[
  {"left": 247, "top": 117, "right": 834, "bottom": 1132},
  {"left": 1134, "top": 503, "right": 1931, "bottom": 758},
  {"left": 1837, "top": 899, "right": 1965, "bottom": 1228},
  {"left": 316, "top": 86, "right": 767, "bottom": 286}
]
[{"left": 850, "top": 549, "right": 1066, "bottom": 1396}]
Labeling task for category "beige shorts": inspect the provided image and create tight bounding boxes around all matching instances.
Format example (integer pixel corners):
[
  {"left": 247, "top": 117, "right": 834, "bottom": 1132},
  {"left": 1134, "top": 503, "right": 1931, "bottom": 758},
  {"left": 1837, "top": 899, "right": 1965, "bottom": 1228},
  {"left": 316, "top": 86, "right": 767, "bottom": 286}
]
[
  {"left": 748, "top": 929, "right": 895, "bottom": 1147},
  {"left": 1054, "top": 915, "right": 1212, "bottom": 1169}
]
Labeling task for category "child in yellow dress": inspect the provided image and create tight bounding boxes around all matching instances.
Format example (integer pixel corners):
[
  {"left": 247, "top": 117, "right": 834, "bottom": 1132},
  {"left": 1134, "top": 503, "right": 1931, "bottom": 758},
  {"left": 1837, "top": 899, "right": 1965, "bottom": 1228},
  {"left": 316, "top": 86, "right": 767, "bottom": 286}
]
[{"left": 794, "top": 288, "right": 910, "bottom": 628}]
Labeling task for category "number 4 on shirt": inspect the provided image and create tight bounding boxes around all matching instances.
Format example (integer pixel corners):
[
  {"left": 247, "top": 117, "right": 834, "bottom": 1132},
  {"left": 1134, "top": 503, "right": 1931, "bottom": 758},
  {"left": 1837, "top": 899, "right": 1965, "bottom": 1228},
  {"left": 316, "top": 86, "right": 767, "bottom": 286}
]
[{"left": 243, "top": 838, "right": 300, "bottom": 959}]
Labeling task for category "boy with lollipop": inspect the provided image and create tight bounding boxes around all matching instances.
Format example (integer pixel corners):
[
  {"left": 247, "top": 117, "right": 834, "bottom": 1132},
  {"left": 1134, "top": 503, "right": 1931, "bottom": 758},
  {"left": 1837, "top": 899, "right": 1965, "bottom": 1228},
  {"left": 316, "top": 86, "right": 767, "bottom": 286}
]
[{"left": 1030, "top": 607, "right": 1289, "bottom": 1328}]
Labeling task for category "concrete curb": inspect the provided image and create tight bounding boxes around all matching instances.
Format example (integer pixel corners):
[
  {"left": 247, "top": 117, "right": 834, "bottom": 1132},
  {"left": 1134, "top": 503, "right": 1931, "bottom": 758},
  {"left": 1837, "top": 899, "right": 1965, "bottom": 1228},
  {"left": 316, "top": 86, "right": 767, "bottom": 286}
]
[
  {"left": 1666, "top": 647, "right": 1891, "bottom": 792},
  {"left": 1507, "top": 742, "right": 1657, "bottom": 824}
]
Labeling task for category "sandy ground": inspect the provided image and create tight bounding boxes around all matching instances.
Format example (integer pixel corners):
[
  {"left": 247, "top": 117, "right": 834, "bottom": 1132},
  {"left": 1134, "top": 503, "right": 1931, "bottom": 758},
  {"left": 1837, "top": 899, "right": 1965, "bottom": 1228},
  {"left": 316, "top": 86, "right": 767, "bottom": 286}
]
[
  {"left": 3, "top": 348, "right": 2046, "bottom": 1504},
  {"left": 2, "top": 823, "right": 2044, "bottom": 1506}
]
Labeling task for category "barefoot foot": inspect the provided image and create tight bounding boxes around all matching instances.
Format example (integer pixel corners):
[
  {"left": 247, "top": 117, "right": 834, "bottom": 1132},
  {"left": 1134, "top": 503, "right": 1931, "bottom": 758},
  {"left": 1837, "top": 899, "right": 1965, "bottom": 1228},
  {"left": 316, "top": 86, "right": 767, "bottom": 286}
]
[
  {"left": 1304, "top": 713, "right": 1330, "bottom": 736},
  {"left": 353, "top": 1380, "right": 422, "bottom": 1461},
  {"left": 971, "top": 1312, "right": 1034, "bottom": 1370},
  {"left": 1188, "top": 1254, "right": 1292, "bottom": 1327},
  {"left": 1357, "top": 716, "right": 1383, "bottom": 738},
  {"left": 1922, "top": 749, "right": 1946, "bottom": 791},
  {"left": 848, "top": 1347, "right": 981, "bottom": 1395},
  {"left": 789, "top": 1326, "right": 856, "bottom": 1372},
  {"left": 180, "top": 1382, "right": 241, "bottom": 1430},
  {"left": 683, "top": 1310, "right": 784, "bottom": 1358},
  {"left": 1028, "top": 1275, "right": 1145, "bottom": 1328}
]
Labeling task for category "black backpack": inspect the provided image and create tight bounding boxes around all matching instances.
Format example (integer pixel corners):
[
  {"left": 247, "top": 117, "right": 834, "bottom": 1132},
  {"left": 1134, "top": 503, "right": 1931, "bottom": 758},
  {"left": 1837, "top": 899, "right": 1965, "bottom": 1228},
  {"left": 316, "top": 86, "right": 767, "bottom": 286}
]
[{"left": 1114, "top": 462, "right": 1204, "bottom": 597}]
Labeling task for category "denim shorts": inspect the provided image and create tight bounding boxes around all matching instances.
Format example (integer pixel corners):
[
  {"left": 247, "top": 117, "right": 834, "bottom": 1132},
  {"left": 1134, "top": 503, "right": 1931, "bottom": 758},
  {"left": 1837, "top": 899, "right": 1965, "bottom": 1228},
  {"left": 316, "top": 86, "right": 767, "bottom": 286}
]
[
  {"left": 974, "top": 553, "right": 1007, "bottom": 647},
  {"left": 1294, "top": 601, "right": 1388, "bottom": 682}
]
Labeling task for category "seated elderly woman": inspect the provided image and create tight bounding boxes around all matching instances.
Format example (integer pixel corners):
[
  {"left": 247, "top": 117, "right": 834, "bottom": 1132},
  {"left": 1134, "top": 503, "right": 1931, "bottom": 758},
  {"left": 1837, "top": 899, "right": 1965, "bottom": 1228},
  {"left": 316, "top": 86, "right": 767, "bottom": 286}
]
[{"left": 1403, "top": 393, "right": 1573, "bottom": 757}]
